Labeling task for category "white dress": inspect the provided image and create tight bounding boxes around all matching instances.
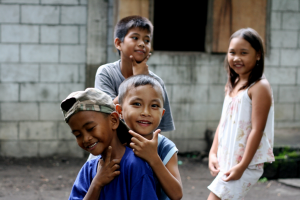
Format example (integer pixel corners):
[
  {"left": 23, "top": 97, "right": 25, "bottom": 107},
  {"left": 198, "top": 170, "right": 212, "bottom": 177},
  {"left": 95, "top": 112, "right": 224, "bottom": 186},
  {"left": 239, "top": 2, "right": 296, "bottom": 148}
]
[{"left": 208, "top": 83, "right": 275, "bottom": 199}]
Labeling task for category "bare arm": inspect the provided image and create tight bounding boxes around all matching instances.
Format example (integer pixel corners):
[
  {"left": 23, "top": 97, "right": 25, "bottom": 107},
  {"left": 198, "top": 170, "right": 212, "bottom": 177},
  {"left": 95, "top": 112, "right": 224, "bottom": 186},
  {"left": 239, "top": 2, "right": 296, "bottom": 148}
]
[
  {"left": 223, "top": 80, "right": 272, "bottom": 181},
  {"left": 129, "top": 130, "right": 183, "bottom": 200}
]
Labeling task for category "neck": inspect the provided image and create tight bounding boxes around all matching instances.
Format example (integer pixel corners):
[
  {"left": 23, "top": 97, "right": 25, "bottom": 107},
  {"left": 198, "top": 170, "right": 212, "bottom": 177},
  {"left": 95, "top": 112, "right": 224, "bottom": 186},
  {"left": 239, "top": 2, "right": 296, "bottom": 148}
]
[
  {"left": 144, "top": 132, "right": 154, "bottom": 140},
  {"left": 102, "top": 137, "right": 126, "bottom": 161},
  {"left": 120, "top": 56, "right": 133, "bottom": 78}
]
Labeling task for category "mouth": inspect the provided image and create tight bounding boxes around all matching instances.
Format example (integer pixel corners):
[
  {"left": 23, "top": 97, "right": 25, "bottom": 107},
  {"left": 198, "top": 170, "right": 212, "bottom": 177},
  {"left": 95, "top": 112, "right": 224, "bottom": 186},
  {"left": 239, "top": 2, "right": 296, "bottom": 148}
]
[
  {"left": 234, "top": 63, "right": 243, "bottom": 68},
  {"left": 135, "top": 50, "right": 145, "bottom": 54},
  {"left": 86, "top": 142, "right": 98, "bottom": 150},
  {"left": 137, "top": 120, "right": 152, "bottom": 126}
]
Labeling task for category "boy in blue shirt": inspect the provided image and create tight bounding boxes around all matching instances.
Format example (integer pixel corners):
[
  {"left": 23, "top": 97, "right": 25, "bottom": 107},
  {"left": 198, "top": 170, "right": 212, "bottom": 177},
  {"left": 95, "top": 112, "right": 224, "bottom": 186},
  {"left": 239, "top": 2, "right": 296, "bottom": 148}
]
[
  {"left": 116, "top": 75, "right": 183, "bottom": 200},
  {"left": 60, "top": 88, "right": 158, "bottom": 200}
]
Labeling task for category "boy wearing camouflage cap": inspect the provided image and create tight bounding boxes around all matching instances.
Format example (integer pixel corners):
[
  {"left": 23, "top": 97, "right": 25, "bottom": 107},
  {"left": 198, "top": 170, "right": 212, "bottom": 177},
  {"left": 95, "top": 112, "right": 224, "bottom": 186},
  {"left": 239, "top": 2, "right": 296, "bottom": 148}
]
[{"left": 61, "top": 88, "right": 158, "bottom": 200}]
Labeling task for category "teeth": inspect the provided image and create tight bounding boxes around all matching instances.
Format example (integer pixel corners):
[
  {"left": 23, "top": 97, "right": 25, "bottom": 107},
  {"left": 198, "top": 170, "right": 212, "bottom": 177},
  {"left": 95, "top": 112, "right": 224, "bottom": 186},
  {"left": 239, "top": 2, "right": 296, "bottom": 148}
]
[
  {"left": 88, "top": 142, "right": 97, "bottom": 148},
  {"left": 139, "top": 121, "right": 150, "bottom": 124}
]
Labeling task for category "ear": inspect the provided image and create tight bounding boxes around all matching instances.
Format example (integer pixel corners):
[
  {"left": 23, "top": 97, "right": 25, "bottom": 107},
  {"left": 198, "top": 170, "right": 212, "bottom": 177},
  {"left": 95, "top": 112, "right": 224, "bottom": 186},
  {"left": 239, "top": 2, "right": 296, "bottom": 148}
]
[
  {"left": 162, "top": 109, "right": 165, "bottom": 117},
  {"left": 115, "top": 104, "right": 123, "bottom": 119},
  {"left": 114, "top": 38, "right": 122, "bottom": 51},
  {"left": 256, "top": 50, "right": 261, "bottom": 61},
  {"left": 109, "top": 112, "right": 120, "bottom": 130}
]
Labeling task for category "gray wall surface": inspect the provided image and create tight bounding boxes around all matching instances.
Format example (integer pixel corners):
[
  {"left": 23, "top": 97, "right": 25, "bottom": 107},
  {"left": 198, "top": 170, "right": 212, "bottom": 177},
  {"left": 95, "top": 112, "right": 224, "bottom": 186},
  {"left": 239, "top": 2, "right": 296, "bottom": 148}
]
[{"left": 0, "top": 0, "right": 299, "bottom": 157}]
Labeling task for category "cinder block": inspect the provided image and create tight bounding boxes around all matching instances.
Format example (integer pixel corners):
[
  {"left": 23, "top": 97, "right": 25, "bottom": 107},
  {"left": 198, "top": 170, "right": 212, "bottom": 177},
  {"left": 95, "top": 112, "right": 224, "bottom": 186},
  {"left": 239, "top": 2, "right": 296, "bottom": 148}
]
[
  {"left": 296, "top": 104, "right": 300, "bottom": 121},
  {"left": 208, "top": 54, "right": 224, "bottom": 65},
  {"left": 20, "top": 83, "right": 59, "bottom": 101},
  {"left": 275, "top": 121, "right": 300, "bottom": 128},
  {"left": 21, "top": 5, "right": 59, "bottom": 24},
  {"left": 19, "top": 122, "right": 57, "bottom": 140},
  {"left": 59, "top": 83, "right": 84, "bottom": 100},
  {"left": 40, "top": 103, "right": 63, "bottom": 120},
  {"left": 272, "top": 0, "right": 299, "bottom": 11},
  {"left": 2, "top": 0, "right": 39, "bottom": 3},
  {"left": 80, "top": 26, "right": 86, "bottom": 44},
  {"left": 0, "top": 44, "right": 19, "bottom": 62},
  {"left": 195, "top": 66, "right": 221, "bottom": 84},
  {"left": 21, "top": 45, "right": 59, "bottom": 63},
  {"left": 171, "top": 139, "right": 207, "bottom": 152},
  {"left": 281, "top": 49, "right": 300, "bottom": 66},
  {"left": 1, "top": 103, "right": 38, "bottom": 121},
  {"left": 209, "top": 85, "right": 225, "bottom": 103},
  {"left": 271, "top": 31, "right": 298, "bottom": 48},
  {"left": 78, "top": 65, "right": 86, "bottom": 82},
  {"left": 0, "top": 5, "right": 19, "bottom": 23},
  {"left": 1, "top": 25, "right": 39, "bottom": 43},
  {"left": 271, "top": 85, "right": 279, "bottom": 102},
  {"left": 271, "top": 12, "right": 281, "bottom": 29},
  {"left": 107, "top": 46, "right": 119, "bottom": 63},
  {"left": 80, "top": 0, "right": 87, "bottom": 5},
  {"left": 41, "top": 26, "right": 78, "bottom": 44},
  {"left": 0, "top": 141, "right": 38, "bottom": 157},
  {"left": 207, "top": 104, "right": 223, "bottom": 121},
  {"left": 265, "top": 49, "right": 280, "bottom": 66},
  {"left": 171, "top": 121, "right": 206, "bottom": 139},
  {"left": 55, "top": 140, "right": 84, "bottom": 157},
  {"left": 282, "top": 13, "right": 300, "bottom": 30},
  {"left": 60, "top": 45, "right": 86, "bottom": 63},
  {"left": 61, "top": 6, "right": 87, "bottom": 24},
  {"left": 189, "top": 103, "right": 208, "bottom": 121},
  {"left": 274, "top": 103, "right": 294, "bottom": 120},
  {"left": 154, "top": 66, "right": 192, "bottom": 84},
  {"left": 58, "top": 121, "right": 74, "bottom": 140},
  {"left": 0, "top": 83, "right": 19, "bottom": 101},
  {"left": 169, "top": 103, "right": 190, "bottom": 121},
  {"left": 41, "top": 0, "right": 79, "bottom": 4},
  {"left": 264, "top": 67, "right": 296, "bottom": 84},
  {"left": 172, "top": 85, "right": 208, "bottom": 103},
  {"left": 278, "top": 86, "right": 300, "bottom": 103},
  {"left": 0, "top": 122, "right": 18, "bottom": 140},
  {"left": 40, "top": 64, "right": 79, "bottom": 82},
  {"left": 298, "top": 68, "right": 300, "bottom": 85},
  {"left": 207, "top": 121, "right": 219, "bottom": 131},
  {"left": 1, "top": 64, "right": 39, "bottom": 82}
]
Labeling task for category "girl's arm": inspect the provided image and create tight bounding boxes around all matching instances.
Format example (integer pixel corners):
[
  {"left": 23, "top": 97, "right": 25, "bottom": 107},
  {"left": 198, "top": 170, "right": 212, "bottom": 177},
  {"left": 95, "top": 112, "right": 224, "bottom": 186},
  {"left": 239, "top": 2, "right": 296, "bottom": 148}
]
[
  {"left": 223, "top": 80, "right": 272, "bottom": 181},
  {"left": 208, "top": 122, "right": 220, "bottom": 176},
  {"left": 129, "top": 130, "right": 183, "bottom": 200}
]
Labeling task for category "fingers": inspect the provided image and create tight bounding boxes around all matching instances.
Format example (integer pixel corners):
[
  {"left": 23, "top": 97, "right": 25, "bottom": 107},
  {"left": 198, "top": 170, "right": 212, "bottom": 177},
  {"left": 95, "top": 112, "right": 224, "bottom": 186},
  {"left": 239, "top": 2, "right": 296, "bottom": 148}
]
[
  {"left": 105, "top": 146, "right": 112, "bottom": 165},
  {"left": 130, "top": 55, "right": 137, "bottom": 66},
  {"left": 153, "top": 129, "right": 161, "bottom": 141},
  {"left": 222, "top": 171, "right": 231, "bottom": 182},
  {"left": 142, "top": 53, "right": 151, "bottom": 63},
  {"left": 128, "top": 130, "right": 144, "bottom": 140}
]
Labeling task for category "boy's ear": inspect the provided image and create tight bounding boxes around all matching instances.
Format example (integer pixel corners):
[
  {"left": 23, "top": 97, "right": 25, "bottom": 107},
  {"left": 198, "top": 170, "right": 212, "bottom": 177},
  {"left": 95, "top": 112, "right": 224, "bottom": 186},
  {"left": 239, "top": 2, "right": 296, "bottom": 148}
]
[
  {"left": 162, "top": 109, "right": 165, "bottom": 117},
  {"left": 115, "top": 104, "right": 123, "bottom": 119},
  {"left": 110, "top": 112, "right": 120, "bottom": 130},
  {"left": 114, "top": 38, "right": 122, "bottom": 51}
]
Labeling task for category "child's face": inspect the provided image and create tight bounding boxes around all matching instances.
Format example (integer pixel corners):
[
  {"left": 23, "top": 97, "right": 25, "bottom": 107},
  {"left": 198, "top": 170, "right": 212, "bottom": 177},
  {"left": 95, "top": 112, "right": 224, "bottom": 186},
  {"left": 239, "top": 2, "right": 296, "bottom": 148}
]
[
  {"left": 68, "top": 111, "right": 118, "bottom": 156},
  {"left": 118, "top": 85, "right": 165, "bottom": 139},
  {"left": 118, "top": 27, "right": 151, "bottom": 62},
  {"left": 227, "top": 37, "right": 260, "bottom": 77}
]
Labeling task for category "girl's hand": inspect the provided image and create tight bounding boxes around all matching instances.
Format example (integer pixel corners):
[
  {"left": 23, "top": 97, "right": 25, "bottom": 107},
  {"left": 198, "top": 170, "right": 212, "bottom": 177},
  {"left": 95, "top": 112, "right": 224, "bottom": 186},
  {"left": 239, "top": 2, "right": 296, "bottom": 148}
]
[
  {"left": 222, "top": 164, "right": 246, "bottom": 182},
  {"left": 208, "top": 154, "right": 220, "bottom": 177},
  {"left": 94, "top": 146, "right": 121, "bottom": 187},
  {"left": 129, "top": 129, "right": 160, "bottom": 163},
  {"left": 130, "top": 53, "right": 151, "bottom": 75}
]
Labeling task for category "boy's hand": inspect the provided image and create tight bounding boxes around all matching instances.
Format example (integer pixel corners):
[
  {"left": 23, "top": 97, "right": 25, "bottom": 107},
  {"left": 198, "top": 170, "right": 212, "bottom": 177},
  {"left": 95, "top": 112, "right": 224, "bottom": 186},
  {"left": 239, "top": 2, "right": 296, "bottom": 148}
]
[
  {"left": 208, "top": 154, "right": 220, "bottom": 177},
  {"left": 129, "top": 129, "right": 160, "bottom": 163},
  {"left": 222, "top": 164, "right": 246, "bottom": 182},
  {"left": 95, "top": 146, "right": 121, "bottom": 187},
  {"left": 130, "top": 53, "right": 151, "bottom": 75}
]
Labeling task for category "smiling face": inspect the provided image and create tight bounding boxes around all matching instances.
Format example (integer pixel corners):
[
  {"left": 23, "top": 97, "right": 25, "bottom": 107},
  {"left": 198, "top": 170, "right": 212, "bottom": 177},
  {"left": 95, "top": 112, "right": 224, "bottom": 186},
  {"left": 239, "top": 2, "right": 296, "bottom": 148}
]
[
  {"left": 68, "top": 111, "right": 119, "bottom": 156},
  {"left": 227, "top": 37, "right": 261, "bottom": 79},
  {"left": 116, "top": 27, "right": 151, "bottom": 63},
  {"left": 117, "top": 85, "right": 165, "bottom": 139}
]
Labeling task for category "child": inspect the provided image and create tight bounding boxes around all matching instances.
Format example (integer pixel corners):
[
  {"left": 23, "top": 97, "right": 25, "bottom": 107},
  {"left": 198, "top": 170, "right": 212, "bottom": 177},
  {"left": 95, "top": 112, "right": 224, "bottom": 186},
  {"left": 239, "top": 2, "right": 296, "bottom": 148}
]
[
  {"left": 207, "top": 28, "right": 275, "bottom": 200},
  {"left": 94, "top": 15, "right": 174, "bottom": 132},
  {"left": 115, "top": 75, "right": 183, "bottom": 200},
  {"left": 60, "top": 88, "right": 158, "bottom": 200}
]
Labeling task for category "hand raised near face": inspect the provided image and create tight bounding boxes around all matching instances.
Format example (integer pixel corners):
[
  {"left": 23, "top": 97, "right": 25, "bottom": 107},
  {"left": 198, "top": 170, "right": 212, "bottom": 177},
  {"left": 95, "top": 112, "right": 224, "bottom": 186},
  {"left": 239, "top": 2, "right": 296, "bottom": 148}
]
[
  {"left": 94, "top": 146, "right": 121, "bottom": 188},
  {"left": 130, "top": 53, "right": 151, "bottom": 75}
]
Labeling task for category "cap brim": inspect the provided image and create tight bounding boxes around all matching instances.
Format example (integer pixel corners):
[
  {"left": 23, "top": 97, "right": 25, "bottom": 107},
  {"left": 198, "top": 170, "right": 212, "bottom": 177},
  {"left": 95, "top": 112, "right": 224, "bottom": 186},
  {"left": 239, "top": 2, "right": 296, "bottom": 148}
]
[{"left": 116, "top": 119, "right": 132, "bottom": 145}]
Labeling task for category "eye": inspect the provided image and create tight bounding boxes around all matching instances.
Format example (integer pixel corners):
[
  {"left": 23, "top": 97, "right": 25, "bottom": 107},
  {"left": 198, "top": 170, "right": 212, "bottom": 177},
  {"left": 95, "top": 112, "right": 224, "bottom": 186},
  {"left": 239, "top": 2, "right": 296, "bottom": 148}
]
[
  {"left": 151, "top": 104, "right": 160, "bottom": 108},
  {"left": 144, "top": 39, "right": 150, "bottom": 43},
  {"left": 229, "top": 51, "right": 235, "bottom": 55},
  {"left": 87, "top": 126, "right": 95, "bottom": 132},
  {"left": 133, "top": 102, "right": 141, "bottom": 106},
  {"left": 241, "top": 52, "right": 248, "bottom": 55},
  {"left": 74, "top": 133, "right": 81, "bottom": 138},
  {"left": 132, "top": 36, "right": 138, "bottom": 40}
]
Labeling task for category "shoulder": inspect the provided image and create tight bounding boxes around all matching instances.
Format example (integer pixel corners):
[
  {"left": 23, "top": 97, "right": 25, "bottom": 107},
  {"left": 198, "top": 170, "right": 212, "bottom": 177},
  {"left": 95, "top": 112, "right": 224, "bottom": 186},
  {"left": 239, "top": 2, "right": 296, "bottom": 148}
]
[
  {"left": 248, "top": 78, "right": 272, "bottom": 100},
  {"left": 123, "top": 147, "right": 153, "bottom": 174},
  {"left": 158, "top": 134, "right": 178, "bottom": 165},
  {"left": 96, "top": 60, "right": 120, "bottom": 76}
]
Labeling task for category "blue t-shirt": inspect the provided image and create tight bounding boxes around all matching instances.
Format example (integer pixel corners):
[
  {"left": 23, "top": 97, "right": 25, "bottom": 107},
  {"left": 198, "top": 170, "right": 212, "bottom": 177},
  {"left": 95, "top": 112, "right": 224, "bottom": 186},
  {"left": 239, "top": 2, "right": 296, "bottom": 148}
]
[
  {"left": 69, "top": 147, "right": 158, "bottom": 200},
  {"left": 95, "top": 60, "right": 175, "bottom": 132}
]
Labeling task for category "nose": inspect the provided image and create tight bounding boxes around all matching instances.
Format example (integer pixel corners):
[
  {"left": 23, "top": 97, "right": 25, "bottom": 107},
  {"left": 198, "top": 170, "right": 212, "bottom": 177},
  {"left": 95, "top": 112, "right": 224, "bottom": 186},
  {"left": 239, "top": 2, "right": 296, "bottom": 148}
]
[
  {"left": 83, "top": 133, "right": 92, "bottom": 144},
  {"left": 233, "top": 55, "right": 241, "bottom": 62},
  {"left": 141, "top": 106, "right": 151, "bottom": 117},
  {"left": 138, "top": 39, "right": 145, "bottom": 47}
]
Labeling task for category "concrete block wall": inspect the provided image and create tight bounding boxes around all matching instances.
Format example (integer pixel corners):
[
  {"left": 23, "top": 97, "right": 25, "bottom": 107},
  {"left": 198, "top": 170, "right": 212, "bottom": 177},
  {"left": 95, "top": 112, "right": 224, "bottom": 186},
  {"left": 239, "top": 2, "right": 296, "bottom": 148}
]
[{"left": 0, "top": 0, "right": 87, "bottom": 157}]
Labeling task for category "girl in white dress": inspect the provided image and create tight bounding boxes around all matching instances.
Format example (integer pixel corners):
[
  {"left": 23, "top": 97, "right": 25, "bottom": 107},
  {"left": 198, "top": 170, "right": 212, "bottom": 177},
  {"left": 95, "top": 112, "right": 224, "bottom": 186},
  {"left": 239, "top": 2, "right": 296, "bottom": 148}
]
[{"left": 207, "top": 28, "right": 275, "bottom": 200}]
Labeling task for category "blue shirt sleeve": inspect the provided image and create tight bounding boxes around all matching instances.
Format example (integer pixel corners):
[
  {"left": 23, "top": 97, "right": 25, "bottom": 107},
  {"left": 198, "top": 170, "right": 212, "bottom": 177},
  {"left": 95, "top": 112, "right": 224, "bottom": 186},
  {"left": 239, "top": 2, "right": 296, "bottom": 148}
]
[{"left": 130, "top": 174, "right": 158, "bottom": 200}]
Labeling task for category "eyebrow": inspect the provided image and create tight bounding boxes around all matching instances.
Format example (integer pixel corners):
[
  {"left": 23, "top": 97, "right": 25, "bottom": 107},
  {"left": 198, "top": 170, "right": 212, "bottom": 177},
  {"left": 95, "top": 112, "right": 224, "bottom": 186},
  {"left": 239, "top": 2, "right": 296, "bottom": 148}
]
[
  {"left": 71, "top": 121, "right": 94, "bottom": 133},
  {"left": 129, "top": 32, "right": 150, "bottom": 38}
]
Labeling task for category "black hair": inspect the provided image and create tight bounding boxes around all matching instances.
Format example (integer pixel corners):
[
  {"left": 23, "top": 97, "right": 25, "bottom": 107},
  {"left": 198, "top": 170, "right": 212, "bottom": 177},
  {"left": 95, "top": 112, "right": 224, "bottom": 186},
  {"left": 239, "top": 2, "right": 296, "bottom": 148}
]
[
  {"left": 224, "top": 28, "right": 265, "bottom": 93},
  {"left": 118, "top": 75, "right": 165, "bottom": 105},
  {"left": 114, "top": 15, "right": 153, "bottom": 55}
]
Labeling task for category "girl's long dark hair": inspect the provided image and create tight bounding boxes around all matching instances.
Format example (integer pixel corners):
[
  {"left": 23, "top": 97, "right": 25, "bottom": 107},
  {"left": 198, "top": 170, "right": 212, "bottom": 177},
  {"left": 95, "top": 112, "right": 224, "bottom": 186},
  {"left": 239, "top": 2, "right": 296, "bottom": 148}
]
[{"left": 225, "top": 28, "right": 265, "bottom": 94}]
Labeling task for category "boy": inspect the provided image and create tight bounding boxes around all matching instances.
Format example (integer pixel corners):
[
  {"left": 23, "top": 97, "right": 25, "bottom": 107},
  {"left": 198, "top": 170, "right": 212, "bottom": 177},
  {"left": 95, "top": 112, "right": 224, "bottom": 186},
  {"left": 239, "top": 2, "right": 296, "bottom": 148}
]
[
  {"left": 60, "top": 88, "right": 158, "bottom": 200},
  {"left": 115, "top": 75, "right": 183, "bottom": 200},
  {"left": 94, "top": 15, "right": 174, "bottom": 132}
]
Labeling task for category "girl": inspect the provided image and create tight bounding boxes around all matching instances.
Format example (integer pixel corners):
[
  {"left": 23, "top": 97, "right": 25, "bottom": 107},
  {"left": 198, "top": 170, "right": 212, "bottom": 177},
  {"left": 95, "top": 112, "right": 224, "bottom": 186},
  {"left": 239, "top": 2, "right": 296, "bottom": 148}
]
[{"left": 207, "top": 28, "right": 275, "bottom": 200}]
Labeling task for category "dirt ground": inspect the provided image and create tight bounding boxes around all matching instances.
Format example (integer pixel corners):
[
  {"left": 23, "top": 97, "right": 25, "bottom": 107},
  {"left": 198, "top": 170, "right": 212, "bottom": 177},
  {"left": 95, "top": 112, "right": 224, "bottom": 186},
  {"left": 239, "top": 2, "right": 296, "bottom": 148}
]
[{"left": 0, "top": 155, "right": 300, "bottom": 200}]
